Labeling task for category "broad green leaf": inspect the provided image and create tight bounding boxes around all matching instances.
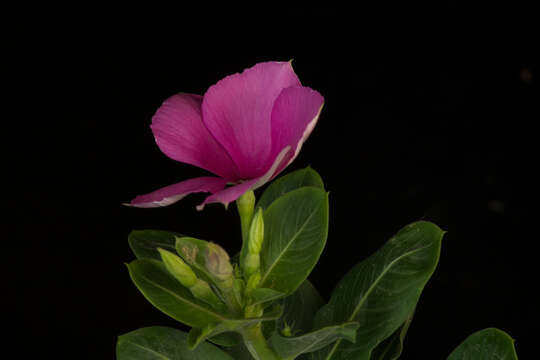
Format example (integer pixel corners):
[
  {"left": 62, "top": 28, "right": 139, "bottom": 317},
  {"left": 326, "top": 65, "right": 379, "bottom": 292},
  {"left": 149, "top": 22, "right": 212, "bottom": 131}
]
[
  {"left": 312, "top": 221, "right": 444, "bottom": 360},
  {"left": 126, "top": 258, "right": 227, "bottom": 328},
  {"left": 116, "top": 326, "right": 233, "bottom": 360},
  {"left": 278, "top": 280, "right": 325, "bottom": 335},
  {"left": 270, "top": 322, "right": 359, "bottom": 359},
  {"left": 257, "top": 167, "right": 324, "bottom": 210},
  {"left": 447, "top": 328, "right": 518, "bottom": 360},
  {"left": 248, "top": 288, "right": 285, "bottom": 306},
  {"left": 370, "top": 308, "right": 414, "bottom": 360},
  {"left": 260, "top": 187, "right": 329, "bottom": 295},
  {"left": 129, "top": 230, "right": 180, "bottom": 260}
]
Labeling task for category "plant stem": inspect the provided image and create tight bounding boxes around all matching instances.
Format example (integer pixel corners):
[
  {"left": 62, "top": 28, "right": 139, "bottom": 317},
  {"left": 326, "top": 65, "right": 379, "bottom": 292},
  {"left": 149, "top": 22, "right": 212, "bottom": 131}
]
[{"left": 240, "top": 324, "right": 281, "bottom": 360}]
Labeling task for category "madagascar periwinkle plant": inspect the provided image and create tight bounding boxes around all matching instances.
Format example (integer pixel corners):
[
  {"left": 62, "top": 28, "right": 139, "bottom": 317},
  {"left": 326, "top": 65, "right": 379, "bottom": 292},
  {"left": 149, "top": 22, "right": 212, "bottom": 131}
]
[{"left": 117, "top": 61, "right": 518, "bottom": 360}]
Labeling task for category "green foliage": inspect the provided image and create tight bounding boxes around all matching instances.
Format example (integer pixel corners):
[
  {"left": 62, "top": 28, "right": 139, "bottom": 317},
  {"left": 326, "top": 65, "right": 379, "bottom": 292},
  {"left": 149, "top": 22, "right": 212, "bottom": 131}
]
[
  {"left": 260, "top": 187, "right": 329, "bottom": 294},
  {"left": 128, "top": 230, "right": 179, "bottom": 260},
  {"left": 270, "top": 322, "right": 359, "bottom": 359},
  {"left": 126, "top": 259, "right": 227, "bottom": 327},
  {"left": 257, "top": 167, "right": 324, "bottom": 210},
  {"left": 311, "top": 221, "right": 444, "bottom": 360},
  {"left": 447, "top": 328, "right": 518, "bottom": 360},
  {"left": 277, "top": 280, "right": 325, "bottom": 336},
  {"left": 121, "top": 168, "right": 518, "bottom": 360},
  {"left": 370, "top": 308, "right": 414, "bottom": 360},
  {"left": 116, "top": 326, "right": 233, "bottom": 360}
]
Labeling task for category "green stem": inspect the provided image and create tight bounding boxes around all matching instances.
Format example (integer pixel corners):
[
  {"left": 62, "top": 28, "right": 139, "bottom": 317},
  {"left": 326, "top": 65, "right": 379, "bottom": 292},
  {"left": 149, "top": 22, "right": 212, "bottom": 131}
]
[{"left": 241, "top": 324, "right": 281, "bottom": 360}]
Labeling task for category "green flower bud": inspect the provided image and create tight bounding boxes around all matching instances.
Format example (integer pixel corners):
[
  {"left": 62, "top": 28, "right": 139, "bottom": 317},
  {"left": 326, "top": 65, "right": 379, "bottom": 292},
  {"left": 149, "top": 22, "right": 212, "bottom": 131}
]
[
  {"left": 158, "top": 248, "right": 197, "bottom": 288},
  {"left": 236, "top": 190, "right": 255, "bottom": 225},
  {"left": 175, "top": 236, "right": 205, "bottom": 265},
  {"left": 245, "top": 271, "right": 261, "bottom": 294},
  {"left": 205, "top": 242, "right": 233, "bottom": 281},
  {"left": 243, "top": 253, "right": 260, "bottom": 278},
  {"left": 190, "top": 279, "right": 224, "bottom": 310},
  {"left": 248, "top": 207, "right": 264, "bottom": 255}
]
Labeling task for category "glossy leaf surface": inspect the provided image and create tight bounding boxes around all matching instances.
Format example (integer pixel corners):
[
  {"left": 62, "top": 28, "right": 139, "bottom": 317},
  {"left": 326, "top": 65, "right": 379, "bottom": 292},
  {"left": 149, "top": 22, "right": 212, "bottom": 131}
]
[
  {"left": 278, "top": 279, "right": 325, "bottom": 335},
  {"left": 270, "top": 322, "right": 359, "bottom": 359},
  {"left": 129, "top": 230, "right": 179, "bottom": 260},
  {"left": 447, "top": 328, "right": 518, "bottom": 360},
  {"left": 260, "top": 187, "right": 329, "bottom": 294},
  {"left": 312, "top": 221, "right": 444, "bottom": 360},
  {"left": 370, "top": 308, "right": 414, "bottom": 360},
  {"left": 257, "top": 167, "right": 324, "bottom": 210},
  {"left": 116, "top": 326, "right": 233, "bottom": 360},
  {"left": 127, "top": 258, "right": 227, "bottom": 327}
]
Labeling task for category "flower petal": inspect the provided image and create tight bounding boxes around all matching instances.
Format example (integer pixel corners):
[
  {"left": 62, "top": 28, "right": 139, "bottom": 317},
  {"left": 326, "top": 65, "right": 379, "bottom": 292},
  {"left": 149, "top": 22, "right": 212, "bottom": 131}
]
[
  {"left": 151, "top": 93, "right": 239, "bottom": 180},
  {"left": 202, "top": 61, "right": 301, "bottom": 179},
  {"left": 269, "top": 86, "right": 324, "bottom": 179},
  {"left": 195, "top": 146, "right": 291, "bottom": 210},
  {"left": 196, "top": 179, "right": 258, "bottom": 211},
  {"left": 128, "top": 176, "right": 228, "bottom": 208}
]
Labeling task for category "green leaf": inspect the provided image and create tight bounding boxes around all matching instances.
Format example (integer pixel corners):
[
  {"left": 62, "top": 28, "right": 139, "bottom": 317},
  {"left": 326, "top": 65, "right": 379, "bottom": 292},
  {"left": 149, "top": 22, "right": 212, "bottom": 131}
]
[
  {"left": 116, "top": 326, "right": 233, "bottom": 360},
  {"left": 257, "top": 167, "right": 324, "bottom": 210},
  {"left": 312, "top": 221, "right": 444, "bottom": 360},
  {"left": 224, "top": 342, "right": 254, "bottom": 360},
  {"left": 248, "top": 288, "right": 285, "bottom": 306},
  {"left": 270, "top": 322, "right": 359, "bottom": 359},
  {"left": 128, "top": 230, "right": 180, "bottom": 260},
  {"left": 260, "top": 187, "right": 329, "bottom": 295},
  {"left": 447, "top": 328, "right": 518, "bottom": 360},
  {"left": 278, "top": 280, "right": 325, "bottom": 335},
  {"left": 208, "top": 332, "right": 242, "bottom": 347},
  {"left": 370, "top": 308, "right": 414, "bottom": 360},
  {"left": 126, "top": 258, "right": 227, "bottom": 328},
  {"left": 187, "top": 305, "right": 284, "bottom": 350}
]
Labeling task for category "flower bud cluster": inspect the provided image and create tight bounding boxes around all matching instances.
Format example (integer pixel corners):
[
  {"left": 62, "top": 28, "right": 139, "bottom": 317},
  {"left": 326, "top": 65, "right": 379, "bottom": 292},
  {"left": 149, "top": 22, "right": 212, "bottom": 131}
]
[{"left": 158, "top": 248, "right": 223, "bottom": 310}]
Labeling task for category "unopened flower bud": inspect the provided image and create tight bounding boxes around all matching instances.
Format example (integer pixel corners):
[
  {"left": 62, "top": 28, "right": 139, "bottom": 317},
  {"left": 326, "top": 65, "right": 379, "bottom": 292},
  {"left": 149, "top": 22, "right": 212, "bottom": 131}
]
[
  {"left": 158, "top": 248, "right": 197, "bottom": 288},
  {"left": 248, "top": 207, "right": 264, "bottom": 255},
  {"left": 190, "top": 279, "right": 224, "bottom": 310},
  {"left": 236, "top": 190, "right": 255, "bottom": 224},
  {"left": 175, "top": 236, "right": 205, "bottom": 265},
  {"left": 245, "top": 271, "right": 261, "bottom": 294},
  {"left": 205, "top": 242, "right": 233, "bottom": 281},
  {"left": 243, "top": 253, "right": 260, "bottom": 278}
]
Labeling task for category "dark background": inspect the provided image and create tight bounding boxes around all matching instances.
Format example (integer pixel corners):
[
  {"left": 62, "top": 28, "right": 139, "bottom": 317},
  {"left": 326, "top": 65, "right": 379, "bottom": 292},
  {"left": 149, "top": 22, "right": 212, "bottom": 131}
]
[{"left": 5, "top": 5, "right": 537, "bottom": 359}]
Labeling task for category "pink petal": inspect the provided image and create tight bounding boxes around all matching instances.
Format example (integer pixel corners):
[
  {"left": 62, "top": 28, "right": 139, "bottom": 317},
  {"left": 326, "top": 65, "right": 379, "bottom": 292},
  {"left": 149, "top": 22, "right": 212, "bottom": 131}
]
[
  {"left": 195, "top": 146, "right": 291, "bottom": 210},
  {"left": 201, "top": 61, "right": 301, "bottom": 179},
  {"left": 151, "top": 93, "right": 239, "bottom": 180},
  {"left": 269, "top": 86, "right": 324, "bottom": 179},
  {"left": 128, "top": 176, "right": 228, "bottom": 208},
  {"left": 196, "top": 178, "right": 258, "bottom": 211}
]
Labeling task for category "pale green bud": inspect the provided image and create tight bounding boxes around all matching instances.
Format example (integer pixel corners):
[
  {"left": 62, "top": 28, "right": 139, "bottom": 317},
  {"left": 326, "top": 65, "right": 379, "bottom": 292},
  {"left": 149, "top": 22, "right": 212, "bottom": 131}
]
[
  {"left": 158, "top": 248, "right": 197, "bottom": 288},
  {"left": 245, "top": 271, "right": 261, "bottom": 294},
  {"left": 205, "top": 242, "right": 233, "bottom": 281},
  {"left": 248, "top": 207, "right": 264, "bottom": 254},
  {"left": 236, "top": 190, "right": 255, "bottom": 222},
  {"left": 190, "top": 279, "right": 224, "bottom": 310},
  {"left": 243, "top": 253, "right": 260, "bottom": 278}
]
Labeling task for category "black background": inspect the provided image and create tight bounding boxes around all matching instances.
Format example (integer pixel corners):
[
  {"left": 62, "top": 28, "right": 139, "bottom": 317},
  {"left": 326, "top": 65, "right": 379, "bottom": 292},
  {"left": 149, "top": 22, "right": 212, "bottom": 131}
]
[{"left": 5, "top": 5, "right": 538, "bottom": 359}]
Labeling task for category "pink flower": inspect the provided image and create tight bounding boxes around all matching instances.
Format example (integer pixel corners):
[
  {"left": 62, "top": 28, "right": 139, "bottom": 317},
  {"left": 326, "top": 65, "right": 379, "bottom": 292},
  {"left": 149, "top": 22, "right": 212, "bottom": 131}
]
[{"left": 129, "top": 61, "right": 324, "bottom": 210}]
